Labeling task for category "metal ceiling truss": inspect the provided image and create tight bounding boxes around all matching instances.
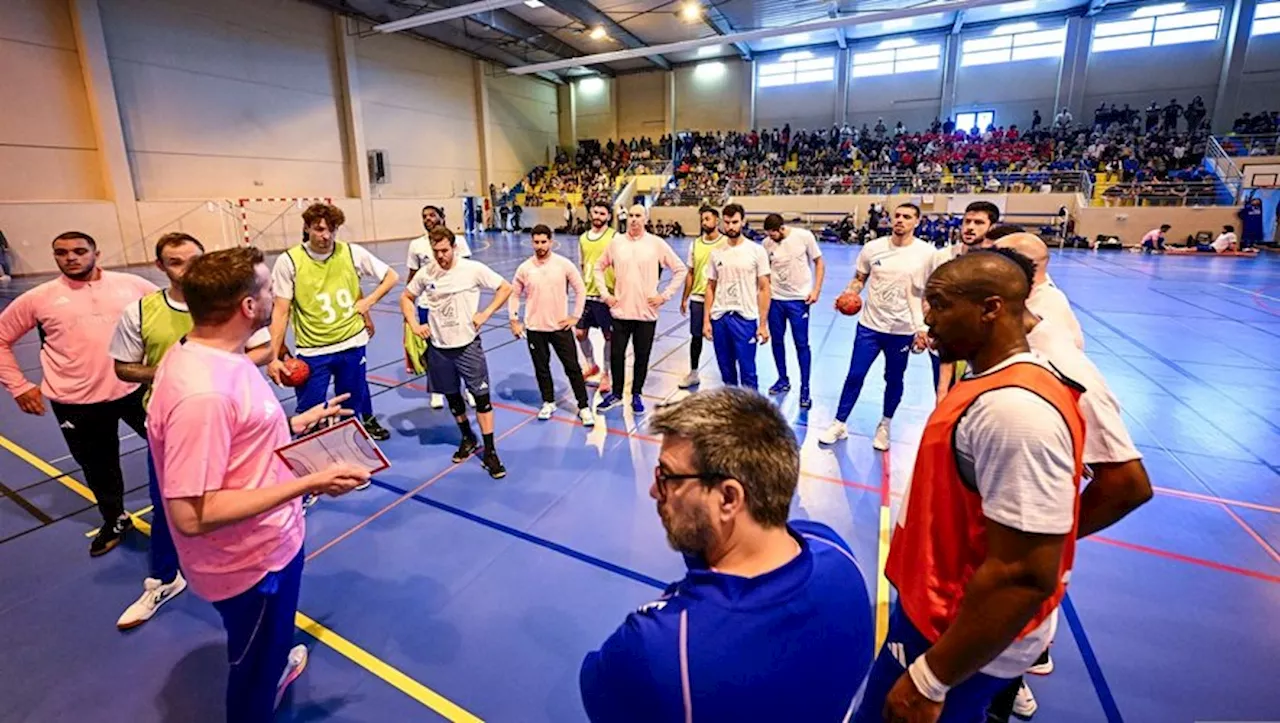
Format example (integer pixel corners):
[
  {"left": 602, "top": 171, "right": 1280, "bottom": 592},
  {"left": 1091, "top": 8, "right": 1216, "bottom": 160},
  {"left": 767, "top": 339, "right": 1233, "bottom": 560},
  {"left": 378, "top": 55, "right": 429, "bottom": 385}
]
[
  {"left": 542, "top": 0, "right": 673, "bottom": 69},
  {"left": 510, "top": 0, "right": 1021, "bottom": 74},
  {"left": 704, "top": 2, "right": 753, "bottom": 59}
]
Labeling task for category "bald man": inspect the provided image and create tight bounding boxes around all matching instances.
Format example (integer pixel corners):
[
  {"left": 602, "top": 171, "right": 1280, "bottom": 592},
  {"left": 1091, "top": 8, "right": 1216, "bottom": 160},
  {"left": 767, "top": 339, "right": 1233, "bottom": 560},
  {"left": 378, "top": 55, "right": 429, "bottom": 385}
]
[
  {"left": 995, "top": 233, "right": 1084, "bottom": 350},
  {"left": 594, "top": 204, "right": 687, "bottom": 413},
  {"left": 855, "top": 250, "right": 1087, "bottom": 723}
]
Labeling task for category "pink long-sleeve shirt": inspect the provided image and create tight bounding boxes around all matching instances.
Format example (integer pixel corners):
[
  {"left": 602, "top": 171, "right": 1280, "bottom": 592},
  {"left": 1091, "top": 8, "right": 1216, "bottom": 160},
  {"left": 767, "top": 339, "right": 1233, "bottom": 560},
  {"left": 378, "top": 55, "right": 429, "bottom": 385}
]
[
  {"left": 509, "top": 253, "right": 587, "bottom": 332},
  {"left": 0, "top": 270, "right": 157, "bottom": 404},
  {"left": 593, "top": 231, "right": 688, "bottom": 322}
]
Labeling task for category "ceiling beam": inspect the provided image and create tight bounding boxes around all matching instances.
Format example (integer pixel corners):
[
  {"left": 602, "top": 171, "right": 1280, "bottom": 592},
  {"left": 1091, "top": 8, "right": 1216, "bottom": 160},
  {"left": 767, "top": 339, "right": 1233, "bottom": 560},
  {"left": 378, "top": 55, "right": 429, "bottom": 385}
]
[
  {"left": 1085, "top": 0, "right": 1110, "bottom": 16},
  {"left": 829, "top": 5, "right": 846, "bottom": 49},
  {"left": 951, "top": 10, "right": 965, "bottom": 34},
  {"left": 703, "top": 6, "right": 752, "bottom": 60},
  {"left": 542, "top": 0, "right": 671, "bottom": 69},
  {"left": 428, "top": 0, "right": 613, "bottom": 75},
  {"left": 373, "top": 0, "right": 530, "bottom": 32},
  {"left": 509, "top": 0, "right": 1020, "bottom": 74}
]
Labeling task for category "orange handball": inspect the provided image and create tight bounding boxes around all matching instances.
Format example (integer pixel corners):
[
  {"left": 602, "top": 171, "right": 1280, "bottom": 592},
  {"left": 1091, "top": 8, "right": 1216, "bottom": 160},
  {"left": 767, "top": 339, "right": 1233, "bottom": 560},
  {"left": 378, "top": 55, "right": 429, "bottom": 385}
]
[
  {"left": 280, "top": 358, "right": 311, "bottom": 388},
  {"left": 835, "top": 293, "right": 863, "bottom": 316}
]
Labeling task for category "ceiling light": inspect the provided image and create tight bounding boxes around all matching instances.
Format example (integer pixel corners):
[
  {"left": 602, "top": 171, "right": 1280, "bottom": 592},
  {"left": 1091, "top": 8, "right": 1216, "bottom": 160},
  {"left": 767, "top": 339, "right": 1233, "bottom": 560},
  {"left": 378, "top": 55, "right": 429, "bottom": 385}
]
[
  {"left": 589, "top": 25, "right": 608, "bottom": 40},
  {"left": 681, "top": 2, "right": 702, "bottom": 21},
  {"left": 524, "top": 0, "right": 544, "bottom": 6},
  {"left": 697, "top": 44, "right": 722, "bottom": 57},
  {"left": 882, "top": 18, "right": 913, "bottom": 30},
  {"left": 579, "top": 76, "right": 605, "bottom": 92},
  {"left": 694, "top": 61, "right": 725, "bottom": 78}
]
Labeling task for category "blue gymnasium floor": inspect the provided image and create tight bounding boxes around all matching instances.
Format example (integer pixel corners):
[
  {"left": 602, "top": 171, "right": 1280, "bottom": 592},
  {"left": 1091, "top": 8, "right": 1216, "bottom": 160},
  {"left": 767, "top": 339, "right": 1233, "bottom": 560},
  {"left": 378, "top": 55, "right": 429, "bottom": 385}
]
[{"left": 0, "top": 232, "right": 1277, "bottom": 723}]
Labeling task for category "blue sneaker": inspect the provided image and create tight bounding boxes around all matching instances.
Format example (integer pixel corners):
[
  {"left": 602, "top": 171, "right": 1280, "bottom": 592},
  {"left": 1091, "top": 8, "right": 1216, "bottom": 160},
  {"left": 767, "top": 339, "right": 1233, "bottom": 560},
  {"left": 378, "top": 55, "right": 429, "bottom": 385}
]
[
  {"left": 799, "top": 391, "right": 812, "bottom": 409},
  {"left": 597, "top": 393, "right": 623, "bottom": 411},
  {"left": 768, "top": 379, "right": 791, "bottom": 394},
  {"left": 631, "top": 395, "right": 645, "bottom": 414}
]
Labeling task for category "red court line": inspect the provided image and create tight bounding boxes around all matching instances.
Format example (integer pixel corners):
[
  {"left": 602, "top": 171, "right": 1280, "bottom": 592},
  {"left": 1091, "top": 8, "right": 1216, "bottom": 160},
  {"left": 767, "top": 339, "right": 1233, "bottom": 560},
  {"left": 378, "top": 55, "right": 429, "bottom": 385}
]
[
  {"left": 306, "top": 415, "right": 536, "bottom": 562},
  {"left": 1151, "top": 485, "right": 1280, "bottom": 515},
  {"left": 1086, "top": 535, "right": 1280, "bottom": 584},
  {"left": 1219, "top": 502, "right": 1280, "bottom": 566},
  {"left": 372, "top": 375, "right": 1280, "bottom": 583}
]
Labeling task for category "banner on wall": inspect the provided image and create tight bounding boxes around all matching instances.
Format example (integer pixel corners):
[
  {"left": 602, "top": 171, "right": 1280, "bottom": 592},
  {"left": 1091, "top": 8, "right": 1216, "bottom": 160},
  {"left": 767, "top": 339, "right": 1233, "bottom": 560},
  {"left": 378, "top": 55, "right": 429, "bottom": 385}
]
[{"left": 946, "top": 194, "right": 1008, "bottom": 215}]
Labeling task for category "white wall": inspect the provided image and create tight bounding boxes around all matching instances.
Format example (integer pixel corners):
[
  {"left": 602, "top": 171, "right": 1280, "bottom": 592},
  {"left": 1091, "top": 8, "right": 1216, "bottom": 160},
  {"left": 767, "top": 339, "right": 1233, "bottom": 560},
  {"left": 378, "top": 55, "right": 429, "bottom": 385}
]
[
  {"left": 357, "top": 31, "right": 480, "bottom": 198},
  {"left": 616, "top": 72, "right": 667, "bottom": 140},
  {"left": 757, "top": 49, "right": 842, "bottom": 131},
  {"left": 1081, "top": 22, "right": 1225, "bottom": 117},
  {"left": 484, "top": 66, "right": 558, "bottom": 186},
  {"left": 847, "top": 69, "right": 943, "bottom": 133},
  {"left": 101, "top": 0, "right": 348, "bottom": 201},
  {"left": 1238, "top": 30, "right": 1280, "bottom": 118},
  {"left": 574, "top": 77, "right": 615, "bottom": 141},
  {"left": 0, "top": 0, "right": 102, "bottom": 201},
  {"left": 674, "top": 60, "right": 749, "bottom": 132},
  {"left": 954, "top": 32, "right": 1061, "bottom": 131}
]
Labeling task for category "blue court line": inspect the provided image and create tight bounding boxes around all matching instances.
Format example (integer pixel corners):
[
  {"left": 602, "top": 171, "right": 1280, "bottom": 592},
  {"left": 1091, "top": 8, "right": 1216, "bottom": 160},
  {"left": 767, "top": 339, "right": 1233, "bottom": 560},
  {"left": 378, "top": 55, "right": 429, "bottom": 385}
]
[
  {"left": 368, "top": 478, "right": 668, "bottom": 591},
  {"left": 1060, "top": 594, "right": 1124, "bottom": 723}
]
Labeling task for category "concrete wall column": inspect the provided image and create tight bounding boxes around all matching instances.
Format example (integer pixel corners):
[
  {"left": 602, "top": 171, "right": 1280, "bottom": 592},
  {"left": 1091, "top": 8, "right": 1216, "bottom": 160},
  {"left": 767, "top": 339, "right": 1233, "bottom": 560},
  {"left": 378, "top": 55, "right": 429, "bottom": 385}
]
[
  {"left": 333, "top": 15, "right": 373, "bottom": 238},
  {"left": 68, "top": 0, "right": 143, "bottom": 263}
]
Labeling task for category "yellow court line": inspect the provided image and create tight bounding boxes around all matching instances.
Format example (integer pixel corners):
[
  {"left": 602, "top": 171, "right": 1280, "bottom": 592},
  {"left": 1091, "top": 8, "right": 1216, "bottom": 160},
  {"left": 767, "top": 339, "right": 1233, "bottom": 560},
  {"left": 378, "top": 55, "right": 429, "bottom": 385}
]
[
  {"left": 875, "top": 506, "right": 891, "bottom": 651},
  {"left": 296, "top": 612, "right": 483, "bottom": 723},
  {"left": 0, "top": 431, "right": 483, "bottom": 723}
]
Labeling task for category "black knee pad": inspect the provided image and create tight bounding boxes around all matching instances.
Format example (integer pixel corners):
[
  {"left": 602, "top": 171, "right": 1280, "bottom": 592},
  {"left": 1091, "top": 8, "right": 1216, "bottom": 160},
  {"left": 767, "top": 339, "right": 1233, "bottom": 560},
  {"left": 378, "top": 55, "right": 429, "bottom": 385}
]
[
  {"left": 472, "top": 393, "right": 493, "bottom": 414},
  {"left": 445, "top": 393, "right": 467, "bottom": 416}
]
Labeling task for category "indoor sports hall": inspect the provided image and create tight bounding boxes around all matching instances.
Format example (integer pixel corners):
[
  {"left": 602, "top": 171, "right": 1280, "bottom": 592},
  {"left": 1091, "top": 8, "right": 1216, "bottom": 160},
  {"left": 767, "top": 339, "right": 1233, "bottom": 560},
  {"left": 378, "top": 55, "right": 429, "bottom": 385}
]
[{"left": 2, "top": 0, "right": 1279, "bottom": 722}]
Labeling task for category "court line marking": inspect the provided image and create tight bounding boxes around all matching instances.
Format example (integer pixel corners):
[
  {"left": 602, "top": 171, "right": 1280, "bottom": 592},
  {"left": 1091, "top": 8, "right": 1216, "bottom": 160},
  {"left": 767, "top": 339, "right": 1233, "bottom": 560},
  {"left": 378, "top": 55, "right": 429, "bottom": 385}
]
[
  {"left": 1060, "top": 594, "right": 1124, "bottom": 723},
  {"left": 874, "top": 450, "right": 891, "bottom": 652},
  {"left": 306, "top": 415, "right": 536, "bottom": 562},
  {"left": 1220, "top": 282, "right": 1280, "bottom": 306},
  {"left": 295, "top": 611, "right": 483, "bottom": 723},
  {"left": 1087, "top": 535, "right": 1280, "bottom": 584},
  {"left": 1219, "top": 503, "right": 1280, "bottom": 566},
  {"left": 0, "top": 430, "right": 486, "bottom": 723}
]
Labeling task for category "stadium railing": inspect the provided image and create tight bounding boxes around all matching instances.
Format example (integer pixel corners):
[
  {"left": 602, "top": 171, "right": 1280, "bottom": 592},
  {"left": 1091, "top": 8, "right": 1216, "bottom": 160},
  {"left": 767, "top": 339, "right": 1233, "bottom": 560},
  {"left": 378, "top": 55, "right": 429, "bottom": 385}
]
[
  {"left": 1091, "top": 180, "right": 1225, "bottom": 207},
  {"left": 722, "top": 170, "right": 1089, "bottom": 196}
]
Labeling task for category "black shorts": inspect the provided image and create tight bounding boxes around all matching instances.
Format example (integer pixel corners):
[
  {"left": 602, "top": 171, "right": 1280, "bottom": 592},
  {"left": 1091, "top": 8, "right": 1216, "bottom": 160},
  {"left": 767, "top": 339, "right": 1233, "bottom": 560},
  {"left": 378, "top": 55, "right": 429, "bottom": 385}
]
[
  {"left": 576, "top": 298, "right": 613, "bottom": 333},
  {"left": 427, "top": 338, "right": 490, "bottom": 396}
]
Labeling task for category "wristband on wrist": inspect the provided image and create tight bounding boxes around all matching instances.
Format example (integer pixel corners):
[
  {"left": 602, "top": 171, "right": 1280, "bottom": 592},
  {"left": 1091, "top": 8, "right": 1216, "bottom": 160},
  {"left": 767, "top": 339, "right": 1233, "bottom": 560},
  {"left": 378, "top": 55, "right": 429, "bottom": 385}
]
[{"left": 907, "top": 655, "right": 950, "bottom": 703}]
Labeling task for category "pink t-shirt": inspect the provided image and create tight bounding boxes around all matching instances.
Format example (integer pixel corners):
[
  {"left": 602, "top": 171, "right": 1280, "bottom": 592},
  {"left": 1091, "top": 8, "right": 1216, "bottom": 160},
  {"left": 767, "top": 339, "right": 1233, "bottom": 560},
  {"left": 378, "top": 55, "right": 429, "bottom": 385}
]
[
  {"left": 509, "top": 253, "right": 587, "bottom": 333},
  {"left": 0, "top": 270, "right": 156, "bottom": 404},
  {"left": 594, "top": 232, "right": 688, "bottom": 321},
  {"left": 147, "top": 341, "right": 303, "bottom": 602}
]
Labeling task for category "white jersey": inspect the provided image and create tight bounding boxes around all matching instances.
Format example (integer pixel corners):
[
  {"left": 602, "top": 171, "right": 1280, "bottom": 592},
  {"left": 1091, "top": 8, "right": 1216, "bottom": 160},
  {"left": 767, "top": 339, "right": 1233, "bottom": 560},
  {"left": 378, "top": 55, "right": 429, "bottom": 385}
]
[
  {"left": 404, "top": 258, "right": 504, "bottom": 349},
  {"left": 954, "top": 352, "right": 1078, "bottom": 678},
  {"left": 707, "top": 242, "right": 771, "bottom": 321},
  {"left": 407, "top": 233, "right": 473, "bottom": 308},
  {"left": 1028, "top": 320, "right": 1140, "bottom": 465},
  {"left": 763, "top": 227, "right": 822, "bottom": 301},
  {"left": 1027, "top": 283, "right": 1084, "bottom": 350},
  {"left": 855, "top": 236, "right": 933, "bottom": 335}
]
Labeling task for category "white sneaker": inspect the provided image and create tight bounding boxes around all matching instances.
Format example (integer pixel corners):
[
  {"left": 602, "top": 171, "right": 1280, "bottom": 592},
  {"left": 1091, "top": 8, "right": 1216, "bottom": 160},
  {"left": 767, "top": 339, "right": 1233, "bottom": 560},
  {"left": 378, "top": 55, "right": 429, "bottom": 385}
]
[
  {"left": 116, "top": 573, "right": 187, "bottom": 630},
  {"left": 1027, "top": 650, "right": 1054, "bottom": 676},
  {"left": 1012, "top": 681, "right": 1038, "bottom": 720},
  {"left": 817, "top": 421, "right": 848, "bottom": 445},
  {"left": 430, "top": 393, "right": 444, "bottom": 409},
  {"left": 872, "top": 418, "right": 891, "bottom": 451},
  {"left": 678, "top": 371, "right": 700, "bottom": 389},
  {"left": 537, "top": 402, "right": 555, "bottom": 420},
  {"left": 578, "top": 408, "right": 595, "bottom": 427},
  {"left": 274, "top": 644, "right": 308, "bottom": 710}
]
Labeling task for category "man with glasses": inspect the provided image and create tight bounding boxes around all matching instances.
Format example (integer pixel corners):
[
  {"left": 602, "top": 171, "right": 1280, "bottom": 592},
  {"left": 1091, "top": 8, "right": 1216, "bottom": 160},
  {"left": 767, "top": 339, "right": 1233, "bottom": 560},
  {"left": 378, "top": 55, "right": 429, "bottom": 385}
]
[{"left": 581, "top": 388, "right": 873, "bottom": 722}]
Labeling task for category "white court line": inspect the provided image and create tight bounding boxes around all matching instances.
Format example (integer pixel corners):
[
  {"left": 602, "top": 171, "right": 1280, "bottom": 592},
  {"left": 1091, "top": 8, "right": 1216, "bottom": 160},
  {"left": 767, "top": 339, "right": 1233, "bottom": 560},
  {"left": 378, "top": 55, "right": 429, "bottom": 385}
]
[{"left": 1220, "top": 283, "right": 1280, "bottom": 304}]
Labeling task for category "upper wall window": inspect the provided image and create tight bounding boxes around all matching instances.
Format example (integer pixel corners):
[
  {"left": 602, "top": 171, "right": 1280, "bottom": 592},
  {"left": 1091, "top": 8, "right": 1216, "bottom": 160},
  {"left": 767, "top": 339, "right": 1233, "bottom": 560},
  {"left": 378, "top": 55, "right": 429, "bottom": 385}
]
[
  {"left": 1092, "top": 3, "right": 1223, "bottom": 52},
  {"left": 758, "top": 51, "right": 836, "bottom": 88},
  {"left": 851, "top": 39, "right": 942, "bottom": 78},
  {"left": 1254, "top": 2, "right": 1280, "bottom": 36},
  {"left": 961, "top": 22, "right": 1067, "bottom": 66}
]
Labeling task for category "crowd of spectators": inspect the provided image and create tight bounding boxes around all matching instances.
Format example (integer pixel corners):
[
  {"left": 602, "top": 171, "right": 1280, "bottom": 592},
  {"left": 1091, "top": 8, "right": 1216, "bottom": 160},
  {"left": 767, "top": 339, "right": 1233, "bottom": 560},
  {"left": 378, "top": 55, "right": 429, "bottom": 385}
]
[
  {"left": 522, "top": 136, "right": 671, "bottom": 207},
  {"left": 655, "top": 101, "right": 1227, "bottom": 205}
]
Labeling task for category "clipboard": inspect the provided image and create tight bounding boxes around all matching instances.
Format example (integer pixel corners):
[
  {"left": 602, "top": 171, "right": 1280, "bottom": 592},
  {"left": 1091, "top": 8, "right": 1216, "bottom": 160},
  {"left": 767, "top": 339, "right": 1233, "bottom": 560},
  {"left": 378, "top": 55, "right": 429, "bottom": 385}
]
[{"left": 274, "top": 417, "right": 391, "bottom": 477}]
